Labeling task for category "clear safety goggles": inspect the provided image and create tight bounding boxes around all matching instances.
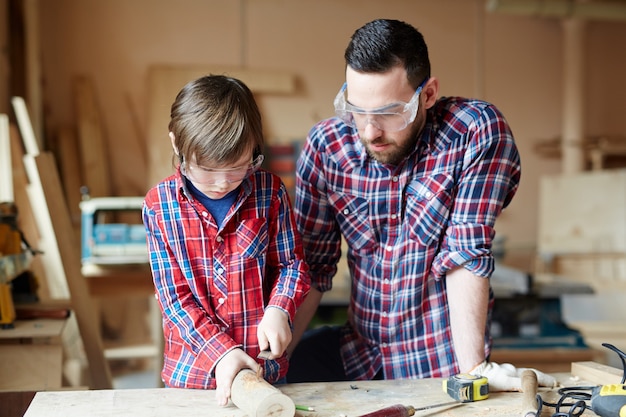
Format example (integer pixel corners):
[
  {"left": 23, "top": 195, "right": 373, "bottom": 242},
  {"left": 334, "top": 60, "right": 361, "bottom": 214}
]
[
  {"left": 333, "top": 79, "right": 427, "bottom": 132},
  {"left": 181, "top": 154, "right": 264, "bottom": 185}
]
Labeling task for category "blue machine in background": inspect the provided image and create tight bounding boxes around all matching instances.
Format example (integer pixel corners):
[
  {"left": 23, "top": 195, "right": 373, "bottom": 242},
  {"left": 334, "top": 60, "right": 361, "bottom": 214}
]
[{"left": 80, "top": 197, "right": 148, "bottom": 265}]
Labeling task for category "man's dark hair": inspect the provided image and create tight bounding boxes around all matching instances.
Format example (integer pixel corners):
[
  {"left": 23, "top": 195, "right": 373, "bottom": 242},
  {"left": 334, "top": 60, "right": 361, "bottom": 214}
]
[{"left": 345, "top": 19, "right": 431, "bottom": 88}]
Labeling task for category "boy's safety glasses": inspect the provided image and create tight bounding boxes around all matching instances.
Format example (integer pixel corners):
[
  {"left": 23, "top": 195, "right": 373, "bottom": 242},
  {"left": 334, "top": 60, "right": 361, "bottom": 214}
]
[
  {"left": 181, "top": 154, "right": 264, "bottom": 185},
  {"left": 333, "top": 78, "right": 428, "bottom": 132}
]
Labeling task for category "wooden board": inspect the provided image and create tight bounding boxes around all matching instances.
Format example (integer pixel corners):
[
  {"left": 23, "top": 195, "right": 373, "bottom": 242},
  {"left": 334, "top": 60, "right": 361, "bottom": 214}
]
[
  {"left": 55, "top": 126, "right": 83, "bottom": 228},
  {"left": 0, "top": 318, "right": 66, "bottom": 340},
  {"left": 146, "top": 65, "right": 296, "bottom": 188},
  {"left": 34, "top": 152, "right": 113, "bottom": 389},
  {"left": 571, "top": 361, "right": 623, "bottom": 385},
  {"left": 0, "top": 345, "right": 62, "bottom": 391},
  {"left": 538, "top": 170, "right": 626, "bottom": 254},
  {"left": 73, "top": 76, "right": 111, "bottom": 198},
  {"left": 12, "top": 96, "right": 113, "bottom": 388},
  {"left": 22, "top": 374, "right": 598, "bottom": 417}
]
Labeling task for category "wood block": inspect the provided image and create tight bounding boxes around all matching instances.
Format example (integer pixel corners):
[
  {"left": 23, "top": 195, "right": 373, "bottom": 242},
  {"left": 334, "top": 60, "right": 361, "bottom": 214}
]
[
  {"left": 0, "top": 345, "right": 62, "bottom": 390},
  {"left": 571, "top": 361, "right": 623, "bottom": 385},
  {"left": 538, "top": 170, "right": 626, "bottom": 254}
]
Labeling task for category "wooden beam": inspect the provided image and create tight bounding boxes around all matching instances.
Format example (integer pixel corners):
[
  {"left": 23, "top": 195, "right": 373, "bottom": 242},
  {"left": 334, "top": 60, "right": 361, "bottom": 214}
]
[
  {"left": 571, "top": 361, "right": 623, "bottom": 385},
  {"left": 0, "top": 114, "right": 12, "bottom": 201},
  {"left": 73, "top": 76, "right": 111, "bottom": 197},
  {"left": 34, "top": 152, "right": 113, "bottom": 389},
  {"left": 12, "top": 96, "right": 112, "bottom": 389}
]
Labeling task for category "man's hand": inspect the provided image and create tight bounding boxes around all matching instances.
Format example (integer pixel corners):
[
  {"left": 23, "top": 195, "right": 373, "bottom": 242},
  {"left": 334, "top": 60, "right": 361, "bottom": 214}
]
[
  {"left": 214, "top": 349, "right": 260, "bottom": 406},
  {"left": 257, "top": 307, "right": 291, "bottom": 359},
  {"left": 470, "top": 360, "right": 557, "bottom": 392}
]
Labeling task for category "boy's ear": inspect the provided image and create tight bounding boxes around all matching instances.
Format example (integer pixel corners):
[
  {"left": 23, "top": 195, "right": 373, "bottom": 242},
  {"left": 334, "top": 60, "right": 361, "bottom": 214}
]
[{"left": 169, "top": 132, "right": 179, "bottom": 156}]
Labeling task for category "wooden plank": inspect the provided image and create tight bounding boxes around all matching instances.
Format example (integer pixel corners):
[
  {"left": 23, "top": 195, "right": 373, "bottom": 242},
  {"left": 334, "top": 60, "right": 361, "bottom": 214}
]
[
  {"left": 538, "top": 170, "right": 626, "bottom": 254},
  {"left": 34, "top": 152, "right": 113, "bottom": 389},
  {"left": 0, "top": 114, "right": 12, "bottom": 201},
  {"left": 571, "top": 361, "right": 623, "bottom": 385},
  {"left": 146, "top": 65, "right": 296, "bottom": 188},
  {"left": 22, "top": 375, "right": 595, "bottom": 417},
  {"left": 0, "top": 345, "right": 62, "bottom": 391},
  {"left": 73, "top": 75, "right": 111, "bottom": 197},
  {"left": 0, "top": 318, "right": 66, "bottom": 340},
  {"left": 12, "top": 96, "right": 112, "bottom": 389},
  {"left": 55, "top": 126, "right": 83, "bottom": 228},
  {"left": 8, "top": 123, "right": 49, "bottom": 298},
  {"left": 0, "top": 1, "right": 8, "bottom": 116}
]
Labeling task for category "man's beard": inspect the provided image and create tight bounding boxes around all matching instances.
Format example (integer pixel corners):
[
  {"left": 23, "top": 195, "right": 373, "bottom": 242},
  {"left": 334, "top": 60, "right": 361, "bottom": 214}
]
[{"left": 362, "top": 125, "right": 421, "bottom": 166}]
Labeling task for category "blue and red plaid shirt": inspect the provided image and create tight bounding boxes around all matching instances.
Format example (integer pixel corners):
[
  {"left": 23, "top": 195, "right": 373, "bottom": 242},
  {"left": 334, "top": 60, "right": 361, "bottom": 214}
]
[
  {"left": 295, "top": 97, "right": 521, "bottom": 380},
  {"left": 143, "top": 167, "right": 310, "bottom": 389}
]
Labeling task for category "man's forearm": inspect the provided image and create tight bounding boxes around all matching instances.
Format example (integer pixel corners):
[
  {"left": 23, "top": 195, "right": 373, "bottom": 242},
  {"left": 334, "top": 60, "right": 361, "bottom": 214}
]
[
  {"left": 287, "top": 287, "right": 323, "bottom": 356},
  {"left": 446, "top": 267, "right": 490, "bottom": 372}
]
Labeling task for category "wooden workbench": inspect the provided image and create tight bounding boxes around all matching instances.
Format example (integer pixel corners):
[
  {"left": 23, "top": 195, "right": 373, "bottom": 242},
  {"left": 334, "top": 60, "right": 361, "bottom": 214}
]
[{"left": 23, "top": 373, "right": 598, "bottom": 417}]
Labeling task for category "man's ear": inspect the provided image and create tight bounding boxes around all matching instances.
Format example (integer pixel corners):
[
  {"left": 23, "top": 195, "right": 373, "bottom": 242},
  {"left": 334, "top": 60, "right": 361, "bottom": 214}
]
[
  {"left": 422, "top": 77, "right": 440, "bottom": 110},
  {"left": 169, "top": 132, "right": 179, "bottom": 156}
]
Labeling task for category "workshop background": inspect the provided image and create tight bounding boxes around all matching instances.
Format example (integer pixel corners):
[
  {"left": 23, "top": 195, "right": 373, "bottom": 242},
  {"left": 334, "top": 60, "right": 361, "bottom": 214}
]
[{"left": 1, "top": 0, "right": 626, "bottom": 399}]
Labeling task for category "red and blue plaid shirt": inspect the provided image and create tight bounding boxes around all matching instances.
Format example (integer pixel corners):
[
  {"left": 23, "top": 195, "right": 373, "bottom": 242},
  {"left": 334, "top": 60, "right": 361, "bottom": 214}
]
[
  {"left": 143, "top": 168, "right": 310, "bottom": 389},
  {"left": 295, "top": 97, "right": 521, "bottom": 380}
]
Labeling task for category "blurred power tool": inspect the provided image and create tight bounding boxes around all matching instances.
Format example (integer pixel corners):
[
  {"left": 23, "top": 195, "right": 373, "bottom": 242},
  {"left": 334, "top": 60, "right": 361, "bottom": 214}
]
[{"left": 590, "top": 384, "right": 626, "bottom": 417}]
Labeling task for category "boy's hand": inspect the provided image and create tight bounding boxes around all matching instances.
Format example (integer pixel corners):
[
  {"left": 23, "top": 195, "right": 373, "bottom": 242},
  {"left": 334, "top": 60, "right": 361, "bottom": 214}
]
[
  {"left": 214, "top": 349, "right": 260, "bottom": 406},
  {"left": 257, "top": 307, "right": 291, "bottom": 359}
]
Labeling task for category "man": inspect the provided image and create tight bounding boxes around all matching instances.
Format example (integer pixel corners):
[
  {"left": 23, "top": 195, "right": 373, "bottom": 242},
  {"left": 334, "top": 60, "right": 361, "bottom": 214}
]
[{"left": 287, "top": 19, "right": 554, "bottom": 391}]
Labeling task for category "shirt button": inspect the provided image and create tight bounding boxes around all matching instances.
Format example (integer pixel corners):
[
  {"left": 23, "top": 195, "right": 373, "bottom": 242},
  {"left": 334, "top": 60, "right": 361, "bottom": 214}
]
[
  {"left": 382, "top": 311, "right": 388, "bottom": 317},
  {"left": 202, "top": 211, "right": 209, "bottom": 217},
  {"left": 343, "top": 209, "right": 350, "bottom": 215},
  {"left": 392, "top": 176, "right": 399, "bottom": 182},
  {"left": 386, "top": 245, "right": 393, "bottom": 252},
  {"left": 218, "top": 297, "right": 225, "bottom": 304},
  {"left": 391, "top": 213, "right": 397, "bottom": 219},
  {"left": 216, "top": 236, "right": 223, "bottom": 243},
  {"left": 381, "top": 343, "right": 388, "bottom": 348},
  {"left": 383, "top": 278, "right": 390, "bottom": 284},
  {"left": 425, "top": 191, "right": 433, "bottom": 199},
  {"left": 216, "top": 267, "right": 224, "bottom": 275}
]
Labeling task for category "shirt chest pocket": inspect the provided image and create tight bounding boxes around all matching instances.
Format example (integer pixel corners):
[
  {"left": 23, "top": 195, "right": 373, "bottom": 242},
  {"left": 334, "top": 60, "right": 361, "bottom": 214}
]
[
  {"left": 327, "top": 192, "right": 375, "bottom": 251},
  {"left": 236, "top": 218, "right": 268, "bottom": 258},
  {"left": 405, "top": 173, "right": 456, "bottom": 246}
]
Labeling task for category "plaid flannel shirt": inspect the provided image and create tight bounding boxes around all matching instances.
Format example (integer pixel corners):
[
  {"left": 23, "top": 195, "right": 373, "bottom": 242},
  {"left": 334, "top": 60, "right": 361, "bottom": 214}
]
[
  {"left": 143, "top": 168, "right": 310, "bottom": 389},
  {"left": 295, "top": 97, "right": 521, "bottom": 380}
]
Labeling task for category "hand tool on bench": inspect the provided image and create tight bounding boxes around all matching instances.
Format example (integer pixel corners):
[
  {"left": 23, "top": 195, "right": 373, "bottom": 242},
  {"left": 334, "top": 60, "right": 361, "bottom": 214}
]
[
  {"left": 521, "top": 369, "right": 539, "bottom": 417},
  {"left": 358, "top": 373, "right": 489, "bottom": 416}
]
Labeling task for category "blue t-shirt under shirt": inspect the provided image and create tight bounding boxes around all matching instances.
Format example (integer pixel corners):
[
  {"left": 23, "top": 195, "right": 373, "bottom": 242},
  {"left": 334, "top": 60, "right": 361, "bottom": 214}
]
[{"left": 185, "top": 179, "right": 238, "bottom": 228}]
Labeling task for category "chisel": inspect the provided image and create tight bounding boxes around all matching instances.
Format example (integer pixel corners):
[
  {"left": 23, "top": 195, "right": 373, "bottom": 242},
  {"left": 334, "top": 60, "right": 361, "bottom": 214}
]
[{"left": 357, "top": 400, "right": 461, "bottom": 417}]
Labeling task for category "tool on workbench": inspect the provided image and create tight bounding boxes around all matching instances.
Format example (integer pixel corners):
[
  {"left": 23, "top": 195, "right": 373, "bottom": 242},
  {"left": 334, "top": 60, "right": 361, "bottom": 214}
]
[
  {"left": 356, "top": 401, "right": 462, "bottom": 417},
  {"left": 358, "top": 373, "right": 489, "bottom": 417},
  {"left": 589, "top": 384, "right": 626, "bottom": 417},
  {"left": 521, "top": 369, "right": 539, "bottom": 417},
  {"left": 443, "top": 372, "right": 489, "bottom": 402},
  {"left": 533, "top": 343, "right": 626, "bottom": 417}
]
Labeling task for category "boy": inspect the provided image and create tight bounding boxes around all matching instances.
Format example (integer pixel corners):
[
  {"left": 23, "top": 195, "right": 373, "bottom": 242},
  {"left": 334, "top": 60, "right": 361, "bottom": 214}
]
[{"left": 143, "top": 75, "right": 310, "bottom": 405}]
